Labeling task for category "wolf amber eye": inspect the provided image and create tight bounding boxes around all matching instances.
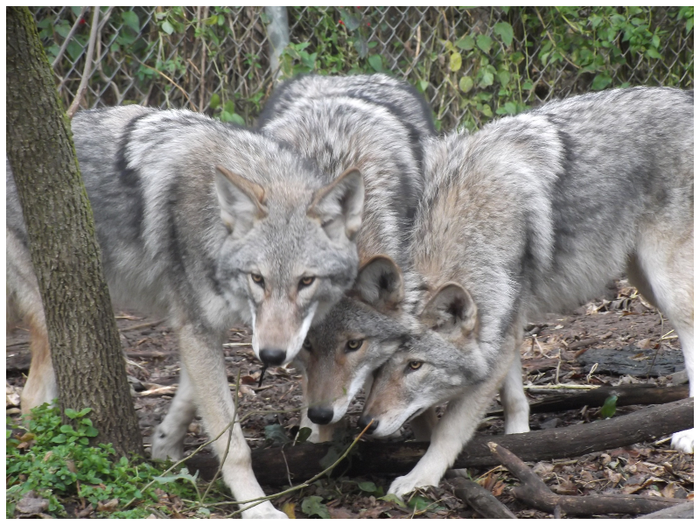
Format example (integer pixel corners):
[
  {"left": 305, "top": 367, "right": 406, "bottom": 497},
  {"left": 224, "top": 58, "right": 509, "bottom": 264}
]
[
  {"left": 408, "top": 361, "right": 422, "bottom": 370},
  {"left": 345, "top": 339, "right": 363, "bottom": 352},
  {"left": 299, "top": 276, "right": 315, "bottom": 288},
  {"left": 251, "top": 273, "right": 264, "bottom": 287}
]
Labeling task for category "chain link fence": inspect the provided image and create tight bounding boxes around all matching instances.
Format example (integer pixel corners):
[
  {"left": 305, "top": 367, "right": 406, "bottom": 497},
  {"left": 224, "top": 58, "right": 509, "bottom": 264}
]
[{"left": 34, "top": 6, "right": 693, "bottom": 131}]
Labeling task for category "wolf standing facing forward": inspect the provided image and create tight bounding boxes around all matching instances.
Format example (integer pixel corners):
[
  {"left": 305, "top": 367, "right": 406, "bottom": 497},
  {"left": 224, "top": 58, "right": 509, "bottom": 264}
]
[
  {"left": 358, "top": 87, "right": 694, "bottom": 497},
  {"left": 7, "top": 105, "right": 370, "bottom": 518}
]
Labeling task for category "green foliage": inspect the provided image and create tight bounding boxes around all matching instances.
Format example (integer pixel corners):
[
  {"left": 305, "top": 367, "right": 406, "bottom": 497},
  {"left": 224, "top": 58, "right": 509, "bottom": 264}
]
[
  {"left": 440, "top": 6, "right": 694, "bottom": 130},
  {"left": 36, "top": 6, "right": 692, "bottom": 131},
  {"left": 600, "top": 395, "right": 618, "bottom": 419},
  {"left": 301, "top": 495, "right": 331, "bottom": 518},
  {"left": 6, "top": 404, "right": 214, "bottom": 518}
]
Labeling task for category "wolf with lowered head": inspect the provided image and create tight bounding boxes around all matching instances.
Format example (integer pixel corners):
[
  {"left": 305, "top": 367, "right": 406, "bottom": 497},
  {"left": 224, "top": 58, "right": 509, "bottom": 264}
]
[{"left": 359, "top": 87, "right": 694, "bottom": 497}]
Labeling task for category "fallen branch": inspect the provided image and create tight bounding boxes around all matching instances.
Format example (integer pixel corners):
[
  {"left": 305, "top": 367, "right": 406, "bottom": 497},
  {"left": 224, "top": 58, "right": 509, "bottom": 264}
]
[
  {"left": 488, "top": 442, "right": 686, "bottom": 516},
  {"left": 120, "top": 319, "right": 167, "bottom": 333},
  {"left": 184, "top": 398, "right": 692, "bottom": 486},
  {"left": 448, "top": 477, "right": 516, "bottom": 519},
  {"left": 488, "top": 384, "right": 689, "bottom": 417},
  {"left": 636, "top": 501, "right": 693, "bottom": 519}
]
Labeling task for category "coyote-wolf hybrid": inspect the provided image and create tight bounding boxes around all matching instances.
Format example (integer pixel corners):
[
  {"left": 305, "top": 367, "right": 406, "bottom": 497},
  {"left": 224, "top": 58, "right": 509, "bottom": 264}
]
[
  {"left": 7, "top": 105, "right": 372, "bottom": 518},
  {"left": 321, "top": 87, "right": 693, "bottom": 497}
]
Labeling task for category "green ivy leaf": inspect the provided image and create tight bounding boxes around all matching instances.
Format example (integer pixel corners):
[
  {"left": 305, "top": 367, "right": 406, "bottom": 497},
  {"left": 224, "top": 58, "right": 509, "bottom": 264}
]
[
  {"left": 476, "top": 34, "right": 493, "bottom": 53},
  {"left": 449, "top": 51, "right": 462, "bottom": 72},
  {"left": 301, "top": 495, "right": 330, "bottom": 519},
  {"left": 478, "top": 69, "right": 494, "bottom": 87},
  {"left": 645, "top": 47, "right": 662, "bottom": 59},
  {"left": 455, "top": 34, "right": 475, "bottom": 51},
  {"left": 368, "top": 54, "right": 383, "bottom": 72},
  {"left": 458, "top": 76, "right": 473, "bottom": 92},
  {"left": 497, "top": 69, "right": 511, "bottom": 86},
  {"left": 600, "top": 395, "right": 618, "bottom": 419},
  {"left": 296, "top": 427, "right": 312, "bottom": 443},
  {"left": 161, "top": 20, "right": 174, "bottom": 35},
  {"left": 209, "top": 93, "right": 221, "bottom": 109},
  {"left": 378, "top": 493, "right": 406, "bottom": 508},
  {"left": 407, "top": 495, "right": 433, "bottom": 511},
  {"left": 358, "top": 481, "right": 378, "bottom": 493},
  {"left": 121, "top": 11, "right": 140, "bottom": 33},
  {"left": 590, "top": 72, "right": 612, "bottom": 90},
  {"left": 264, "top": 423, "right": 290, "bottom": 446},
  {"left": 340, "top": 9, "right": 361, "bottom": 31},
  {"left": 493, "top": 21, "right": 514, "bottom": 47}
]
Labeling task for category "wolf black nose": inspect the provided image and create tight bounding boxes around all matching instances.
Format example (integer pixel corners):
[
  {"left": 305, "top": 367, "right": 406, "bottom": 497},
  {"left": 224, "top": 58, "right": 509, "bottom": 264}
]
[
  {"left": 358, "top": 415, "right": 378, "bottom": 434},
  {"left": 307, "top": 406, "right": 334, "bottom": 425},
  {"left": 260, "top": 348, "right": 286, "bottom": 366}
]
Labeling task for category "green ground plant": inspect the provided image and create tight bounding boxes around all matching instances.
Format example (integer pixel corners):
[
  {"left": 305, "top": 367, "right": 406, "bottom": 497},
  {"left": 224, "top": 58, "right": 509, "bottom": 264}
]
[{"left": 6, "top": 404, "right": 229, "bottom": 518}]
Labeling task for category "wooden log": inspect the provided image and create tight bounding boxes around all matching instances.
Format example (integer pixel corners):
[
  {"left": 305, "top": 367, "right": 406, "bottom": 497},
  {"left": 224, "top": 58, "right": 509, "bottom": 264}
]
[
  {"left": 184, "top": 398, "right": 692, "bottom": 486},
  {"left": 498, "top": 384, "right": 689, "bottom": 416}
]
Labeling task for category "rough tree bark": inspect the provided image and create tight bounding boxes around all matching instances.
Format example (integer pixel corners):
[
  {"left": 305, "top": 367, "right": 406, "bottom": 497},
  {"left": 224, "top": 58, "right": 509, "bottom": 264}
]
[{"left": 6, "top": 7, "right": 142, "bottom": 457}]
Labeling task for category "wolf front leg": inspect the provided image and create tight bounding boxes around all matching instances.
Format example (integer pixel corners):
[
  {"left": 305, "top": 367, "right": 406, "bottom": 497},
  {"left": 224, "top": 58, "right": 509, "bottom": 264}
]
[
  {"left": 151, "top": 367, "right": 197, "bottom": 461},
  {"left": 388, "top": 353, "right": 513, "bottom": 498},
  {"left": 177, "top": 324, "right": 287, "bottom": 519}
]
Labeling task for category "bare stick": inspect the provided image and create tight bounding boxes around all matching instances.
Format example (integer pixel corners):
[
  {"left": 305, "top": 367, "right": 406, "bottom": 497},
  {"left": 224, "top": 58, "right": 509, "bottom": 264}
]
[
  {"left": 449, "top": 477, "right": 516, "bottom": 519},
  {"left": 51, "top": 6, "right": 89, "bottom": 68},
  {"left": 120, "top": 318, "right": 167, "bottom": 332},
  {"left": 67, "top": 6, "right": 100, "bottom": 119}
]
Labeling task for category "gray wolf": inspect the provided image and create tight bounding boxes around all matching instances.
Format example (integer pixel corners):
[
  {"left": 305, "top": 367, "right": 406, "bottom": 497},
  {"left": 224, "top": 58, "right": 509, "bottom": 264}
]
[
  {"left": 7, "top": 105, "right": 370, "bottom": 518},
  {"left": 358, "top": 87, "right": 694, "bottom": 497},
  {"left": 257, "top": 73, "right": 437, "bottom": 438},
  {"left": 255, "top": 73, "right": 435, "bottom": 367}
]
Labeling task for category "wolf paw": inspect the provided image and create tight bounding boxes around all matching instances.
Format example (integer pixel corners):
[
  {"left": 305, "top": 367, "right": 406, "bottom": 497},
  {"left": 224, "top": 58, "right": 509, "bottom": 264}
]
[
  {"left": 671, "top": 429, "right": 694, "bottom": 454},
  {"left": 388, "top": 470, "right": 441, "bottom": 497},
  {"left": 240, "top": 502, "right": 288, "bottom": 519}
]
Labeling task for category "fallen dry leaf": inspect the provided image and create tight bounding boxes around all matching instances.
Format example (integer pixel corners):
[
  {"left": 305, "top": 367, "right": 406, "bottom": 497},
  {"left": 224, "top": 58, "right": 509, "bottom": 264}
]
[{"left": 15, "top": 491, "right": 49, "bottom": 515}]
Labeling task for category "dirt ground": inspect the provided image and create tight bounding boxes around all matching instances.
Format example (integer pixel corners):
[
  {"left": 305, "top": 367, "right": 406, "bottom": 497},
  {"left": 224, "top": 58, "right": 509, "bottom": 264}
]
[{"left": 6, "top": 280, "right": 694, "bottom": 518}]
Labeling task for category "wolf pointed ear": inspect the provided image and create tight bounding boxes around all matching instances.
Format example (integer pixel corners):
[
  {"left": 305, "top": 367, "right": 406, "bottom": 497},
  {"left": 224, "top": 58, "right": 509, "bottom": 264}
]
[
  {"left": 421, "top": 283, "right": 478, "bottom": 341},
  {"left": 215, "top": 165, "right": 268, "bottom": 239},
  {"left": 307, "top": 168, "right": 364, "bottom": 243},
  {"left": 353, "top": 256, "right": 404, "bottom": 312}
]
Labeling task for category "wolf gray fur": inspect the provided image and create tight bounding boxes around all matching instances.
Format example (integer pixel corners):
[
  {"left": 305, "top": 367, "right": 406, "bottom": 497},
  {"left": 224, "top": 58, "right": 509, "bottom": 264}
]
[
  {"left": 7, "top": 104, "right": 376, "bottom": 519},
  {"left": 256, "top": 74, "right": 437, "bottom": 437},
  {"left": 356, "top": 87, "right": 694, "bottom": 497}
]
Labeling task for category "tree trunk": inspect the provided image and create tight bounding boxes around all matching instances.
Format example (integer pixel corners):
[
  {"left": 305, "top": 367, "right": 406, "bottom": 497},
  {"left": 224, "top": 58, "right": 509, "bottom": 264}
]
[{"left": 6, "top": 7, "right": 142, "bottom": 457}]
